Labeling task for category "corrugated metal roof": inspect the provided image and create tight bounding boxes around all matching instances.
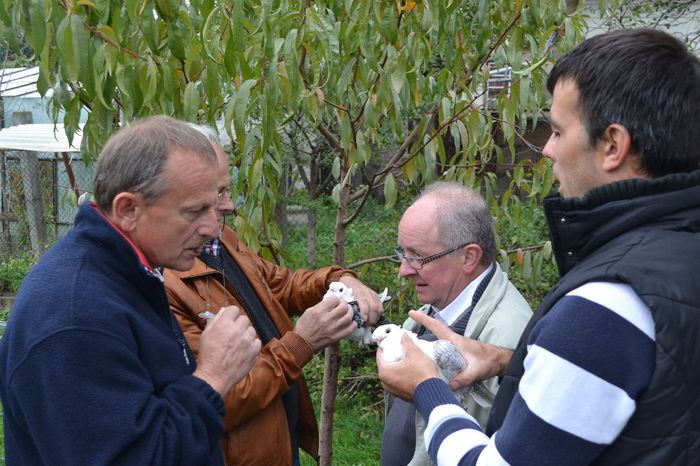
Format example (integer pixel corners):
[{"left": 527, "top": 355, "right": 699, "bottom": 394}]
[
  {"left": 0, "top": 123, "right": 82, "bottom": 152},
  {"left": 0, "top": 67, "right": 41, "bottom": 98}
]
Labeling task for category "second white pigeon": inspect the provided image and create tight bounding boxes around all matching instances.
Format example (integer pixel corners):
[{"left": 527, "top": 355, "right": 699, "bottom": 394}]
[
  {"left": 372, "top": 324, "right": 467, "bottom": 383},
  {"left": 323, "top": 281, "right": 391, "bottom": 346}
]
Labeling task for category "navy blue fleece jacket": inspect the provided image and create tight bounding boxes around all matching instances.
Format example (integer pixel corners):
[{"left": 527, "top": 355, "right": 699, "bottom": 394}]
[{"left": 0, "top": 203, "right": 226, "bottom": 465}]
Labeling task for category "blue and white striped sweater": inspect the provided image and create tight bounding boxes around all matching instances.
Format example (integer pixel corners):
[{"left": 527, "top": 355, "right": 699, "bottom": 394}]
[{"left": 413, "top": 282, "right": 656, "bottom": 466}]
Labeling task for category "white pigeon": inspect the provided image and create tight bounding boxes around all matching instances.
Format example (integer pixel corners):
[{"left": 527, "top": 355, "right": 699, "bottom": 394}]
[
  {"left": 372, "top": 324, "right": 467, "bottom": 383},
  {"left": 323, "top": 281, "right": 391, "bottom": 347}
]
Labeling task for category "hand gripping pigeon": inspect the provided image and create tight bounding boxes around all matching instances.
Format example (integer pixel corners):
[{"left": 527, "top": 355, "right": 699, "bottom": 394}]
[
  {"left": 372, "top": 324, "right": 467, "bottom": 384},
  {"left": 323, "top": 282, "right": 391, "bottom": 346}
]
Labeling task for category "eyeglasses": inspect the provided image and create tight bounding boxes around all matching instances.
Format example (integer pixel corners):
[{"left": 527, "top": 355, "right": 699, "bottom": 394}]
[
  {"left": 217, "top": 188, "right": 232, "bottom": 200},
  {"left": 216, "top": 188, "right": 232, "bottom": 208},
  {"left": 394, "top": 243, "right": 469, "bottom": 270}
]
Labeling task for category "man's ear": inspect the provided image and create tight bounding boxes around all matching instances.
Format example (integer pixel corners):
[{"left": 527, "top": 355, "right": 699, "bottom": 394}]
[
  {"left": 461, "top": 244, "right": 483, "bottom": 275},
  {"left": 600, "top": 123, "right": 633, "bottom": 172},
  {"left": 110, "top": 192, "right": 140, "bottom": 232}
]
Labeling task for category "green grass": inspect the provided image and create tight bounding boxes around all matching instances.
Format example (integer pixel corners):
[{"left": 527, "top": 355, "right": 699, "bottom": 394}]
[
  {"left": 299, "top": 397, "right": 384, "bottom": 466},
  {"left": 300, "top": 348, "right": 385, "bottom": 465}
]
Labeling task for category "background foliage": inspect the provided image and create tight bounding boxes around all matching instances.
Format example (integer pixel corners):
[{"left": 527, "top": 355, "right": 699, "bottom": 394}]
[
  {"left": 599, "top": 0, "right": 700, "bottom": 49},
  {"left": 0, "top": 254, "right": 32, "bottom": 295},
  {"left": 2, "top": 0, "right": 585, "bottom": 248}
]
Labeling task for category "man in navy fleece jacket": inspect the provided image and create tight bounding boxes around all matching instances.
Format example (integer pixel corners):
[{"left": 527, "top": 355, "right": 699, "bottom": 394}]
[{"left": 0, "top": 116, "right": 261, "bottom": 465}]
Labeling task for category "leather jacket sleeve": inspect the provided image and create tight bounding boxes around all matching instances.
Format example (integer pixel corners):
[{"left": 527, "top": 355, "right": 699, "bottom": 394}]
[{"left": 164, "top": 227, "right": 355, "bottom": 430}]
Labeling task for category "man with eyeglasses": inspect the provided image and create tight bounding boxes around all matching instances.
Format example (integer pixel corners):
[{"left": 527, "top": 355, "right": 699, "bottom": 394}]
[
  {"left": 381, "top": 181, "right": 531, "bottom": 466},
  {"left": 164, "top": 126, "right": 384, "bottom": 466}
]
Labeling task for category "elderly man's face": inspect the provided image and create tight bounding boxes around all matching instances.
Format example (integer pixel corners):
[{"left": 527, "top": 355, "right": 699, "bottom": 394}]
[
  {"left": 396, "top": 198, "right": 470, "bottom": 309},
  {"left": 213, "top": 144, "right": 235, "bottom": 220},
  {"left": 130, "top": 149, "right": 219, "bottom": 271}
]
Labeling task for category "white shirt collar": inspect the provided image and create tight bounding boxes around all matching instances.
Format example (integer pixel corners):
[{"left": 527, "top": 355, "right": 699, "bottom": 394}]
[{"left": 434, "top": 263, "right": 494, "bottom": 326}]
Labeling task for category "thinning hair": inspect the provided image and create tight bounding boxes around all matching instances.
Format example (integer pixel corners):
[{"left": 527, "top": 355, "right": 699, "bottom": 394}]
[
  {"left": 93, "top": 115, "right": 218, "bottom": 213},
  {"left": 416, "top": 181, "right": 497, "bottom": 265},
  {"left": 187, "top": 123, "right": 221, "bottom": 146},
  {"left": 547, "top": 28, "right": 700, "bottom": 177}
]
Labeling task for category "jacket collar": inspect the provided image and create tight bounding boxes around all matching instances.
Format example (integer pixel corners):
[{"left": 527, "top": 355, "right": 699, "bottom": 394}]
[
  {"left": 167, "top": 225, "right": 242, "bottom": 279},
  {"left": 89, "top": 203, "right": 154, "bottom": 269},
  {"left": 544, "top": 170, "right": 700, "bottom": 276},
  {"left": 80, "top": 203, "right": 163, "bottom": 282}
]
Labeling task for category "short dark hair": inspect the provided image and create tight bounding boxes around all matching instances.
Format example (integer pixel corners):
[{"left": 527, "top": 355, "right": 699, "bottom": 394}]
[
  {"left": 547, "top": 28, "right": 700, "bottom": 177},
  {"left": 93, "top": 116, "right": 218, "bottom": 213}
]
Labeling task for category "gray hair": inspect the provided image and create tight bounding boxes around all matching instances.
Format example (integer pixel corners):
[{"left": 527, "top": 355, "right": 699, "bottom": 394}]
[
  {"left": 416, "top": 181, "right": 497, "bottom": 265},
  {"left": 93, "top": 115, "right": 218, "bottom": 213},
  {"left": 186, "top": 123, "right": 221, "bottom": 146}
]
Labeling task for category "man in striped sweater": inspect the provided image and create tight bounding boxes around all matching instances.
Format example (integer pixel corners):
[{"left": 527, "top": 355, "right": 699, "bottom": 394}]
[{"left": 378, "top": 28, "right": 700, "bottom": 465}]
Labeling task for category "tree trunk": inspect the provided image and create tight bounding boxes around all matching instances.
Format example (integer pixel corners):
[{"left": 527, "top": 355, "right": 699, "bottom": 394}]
[
  {"left": 60, "top": 152, "right": 80, "bottom": 201},
  {"left": 14, "top": 112, "right": 47, "bottom": 256},
  {"left": 318, "top": 342, "right": 340, "bottom": 465},
  {"left": 318, "top": 180, "right": 350, "bottom": 466},
  {"left": 275, "top": 161, "right": 289, "bottom": 250}
]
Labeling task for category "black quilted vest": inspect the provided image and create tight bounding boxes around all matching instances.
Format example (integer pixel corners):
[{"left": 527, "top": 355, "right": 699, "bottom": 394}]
[{"left": 487, "top": 172, "right": 700, "bottom": 465}]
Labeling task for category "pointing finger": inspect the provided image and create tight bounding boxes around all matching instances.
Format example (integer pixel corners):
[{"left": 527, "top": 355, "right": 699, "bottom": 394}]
[{"left": 408, "top": 310, "right": 456, "bottom": 342}]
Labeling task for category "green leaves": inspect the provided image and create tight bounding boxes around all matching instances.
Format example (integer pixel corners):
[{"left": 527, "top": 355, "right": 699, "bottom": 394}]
[
  {"left": 355, "top": 130, "right": 370, "bottom": 164},
  {"left": 182, "top": 81, "right": 200, "bottom": 121},
  {"left": 383, "top": 172, "right": 397, "bottom": 208},
  {"left": 8, "top": 0, "right": 588, "bottom": 254},
  {"left": 115, "top": 63, "right": 142, "bottom": 118},
  {"left": 201, "top": 5, "right": 225, "bottom": 62},
  {"left": 283, "top": 28, "right": 301, "bottom": 102},
  {"left": 56, "top": 14, "right": 87, "bottom": 82},
  {"left": 231, "top": 79, "right": 257, "bottom": 147},
  {"left": 26, "top": 0, "right": 47, "bottom": 52},
  {"left": 375, "top": 3, "right": 398, "bottom": 46}
]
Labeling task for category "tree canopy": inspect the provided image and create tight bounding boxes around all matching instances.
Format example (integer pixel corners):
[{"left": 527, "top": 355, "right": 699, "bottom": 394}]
[{"left": 3, "top": 0, "right": 586, "bottom": 250}]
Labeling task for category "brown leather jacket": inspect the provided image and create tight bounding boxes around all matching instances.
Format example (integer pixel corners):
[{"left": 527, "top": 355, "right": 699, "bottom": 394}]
[{"left": 164, "top": 226, "right": 352, "bottom": 465}]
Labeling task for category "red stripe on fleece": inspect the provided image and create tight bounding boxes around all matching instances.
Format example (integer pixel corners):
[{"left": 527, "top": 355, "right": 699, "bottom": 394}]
[{"left": 90, "top": 202, "right": 154, "bottom": 271}]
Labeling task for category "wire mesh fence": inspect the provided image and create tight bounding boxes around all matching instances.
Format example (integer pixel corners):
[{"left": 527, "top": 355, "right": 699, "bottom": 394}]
[{"left": 0, "top": 150, "right": 94, "bottom": 258}]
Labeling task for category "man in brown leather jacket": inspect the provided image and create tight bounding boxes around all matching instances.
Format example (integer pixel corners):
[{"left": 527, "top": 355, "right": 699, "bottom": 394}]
[{"left": 164, "top": 127, "right": 384, "bottom": 465}]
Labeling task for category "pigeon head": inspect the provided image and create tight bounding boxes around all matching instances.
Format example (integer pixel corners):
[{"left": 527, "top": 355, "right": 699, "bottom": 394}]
[
  {"left": 323, "top": 281, "right": 355, "bottom": 302},
  {"left": 371, "top": 324, "right": 401, "bottom": 344},
  {"left": 328, "top": 282, "right": 346, "bottom": 294}
]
